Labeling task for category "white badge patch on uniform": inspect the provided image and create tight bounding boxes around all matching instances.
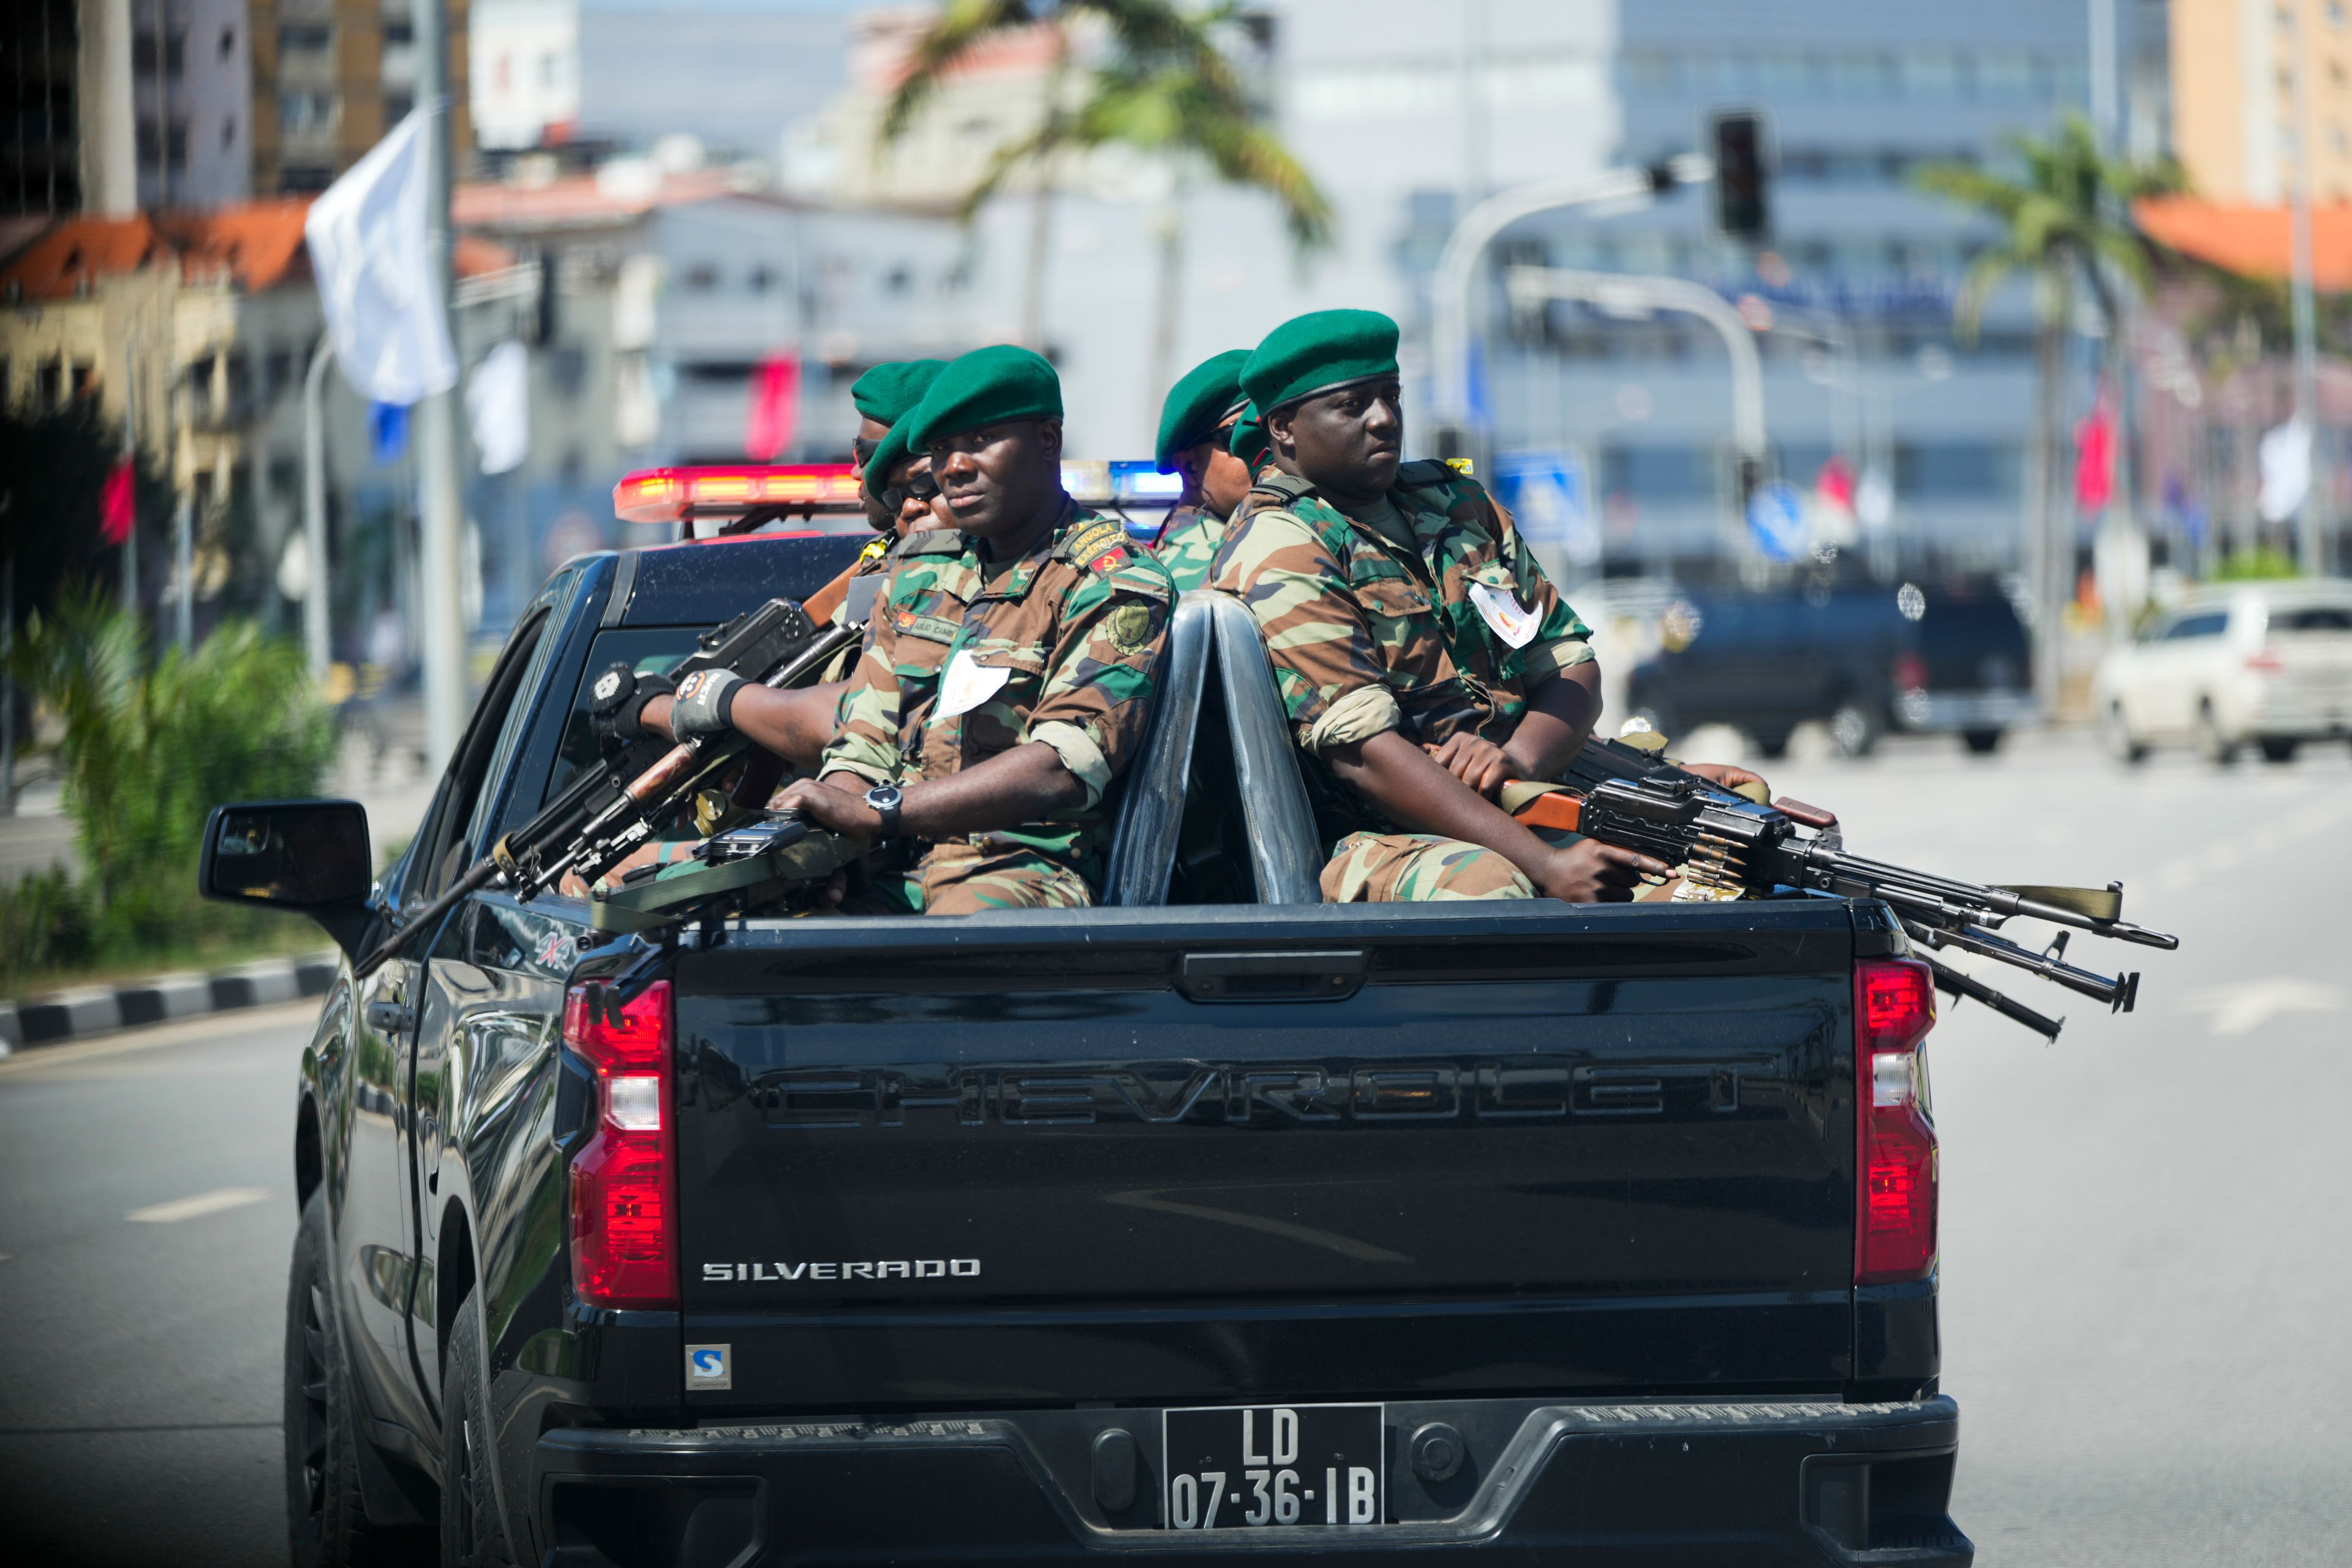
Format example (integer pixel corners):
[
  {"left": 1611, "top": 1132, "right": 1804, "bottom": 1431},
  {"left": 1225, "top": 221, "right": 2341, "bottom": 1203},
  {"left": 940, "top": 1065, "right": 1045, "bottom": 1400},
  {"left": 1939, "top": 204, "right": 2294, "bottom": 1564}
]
[
  {"left": 1469, "top": 581, "right": 1540, "bottom": 649},
  {"left": 936, "top": 649, "right": 1012, "bottom": 718}
]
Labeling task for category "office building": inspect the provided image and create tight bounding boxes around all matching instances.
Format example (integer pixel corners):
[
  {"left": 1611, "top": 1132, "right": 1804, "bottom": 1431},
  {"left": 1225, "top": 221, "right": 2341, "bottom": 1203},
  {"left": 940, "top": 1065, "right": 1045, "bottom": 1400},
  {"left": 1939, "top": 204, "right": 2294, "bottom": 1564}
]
[
  {"left": 249, "top": 0, "right": 473, "bottom": 195},
  {"left": 2173, "top": 0, "right": 2352, "bottom": 204}
]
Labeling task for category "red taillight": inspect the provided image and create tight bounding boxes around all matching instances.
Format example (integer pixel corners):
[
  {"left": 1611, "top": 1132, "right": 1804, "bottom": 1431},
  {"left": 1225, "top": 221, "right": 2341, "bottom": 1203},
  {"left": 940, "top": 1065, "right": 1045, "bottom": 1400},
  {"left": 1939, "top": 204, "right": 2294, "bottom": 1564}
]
[
  {"left": 1855, "top": 958, "right": 1937, "bottom": 1286},
  {"left": 565, "top": 979, "right": 677, "bottom": 1309},
  {"left": 2244, "top": 649, "right": 2285, "bottom": 675},
  {"left": 1892, "top": 653, "right": 1929, "bottom": 693}
]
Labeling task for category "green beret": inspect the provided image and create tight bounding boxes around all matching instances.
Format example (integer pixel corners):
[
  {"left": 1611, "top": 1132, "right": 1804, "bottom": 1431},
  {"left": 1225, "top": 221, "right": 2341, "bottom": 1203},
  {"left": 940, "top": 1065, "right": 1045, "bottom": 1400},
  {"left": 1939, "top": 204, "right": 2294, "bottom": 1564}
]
[
  {"left": 850, "top": 360, "right": 948, "bottom": 427},
  {"left": 860, "top": 418, "right": 919, "bottom": 506},
  {"left": 1154, "top": 349, "right": 1250, "bottom": 472},
  {"left": 905, "top": 344, "right": 1062, "bottom": 450},
  {"left": 1241, "top": 309, "right": 1401, "bottom": 415},
  {"left": 1228, "top": 401, "right": 1268, "bottom": 469}
]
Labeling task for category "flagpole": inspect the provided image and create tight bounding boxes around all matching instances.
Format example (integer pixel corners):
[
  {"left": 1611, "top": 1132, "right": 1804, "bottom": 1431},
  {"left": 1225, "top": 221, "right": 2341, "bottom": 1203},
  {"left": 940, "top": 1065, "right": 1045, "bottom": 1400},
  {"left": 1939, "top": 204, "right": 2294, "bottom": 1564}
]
[{"left": 412, "top": 0, "right": 469, "bottom": 769}]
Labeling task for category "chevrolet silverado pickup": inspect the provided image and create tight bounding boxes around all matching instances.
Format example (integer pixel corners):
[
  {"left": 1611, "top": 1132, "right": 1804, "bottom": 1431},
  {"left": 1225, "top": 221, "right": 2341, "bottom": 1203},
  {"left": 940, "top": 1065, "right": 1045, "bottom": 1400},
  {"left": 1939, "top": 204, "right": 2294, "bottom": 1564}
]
[{"left": 204, "top": 505, "right": 1971, "bottom": 1567}]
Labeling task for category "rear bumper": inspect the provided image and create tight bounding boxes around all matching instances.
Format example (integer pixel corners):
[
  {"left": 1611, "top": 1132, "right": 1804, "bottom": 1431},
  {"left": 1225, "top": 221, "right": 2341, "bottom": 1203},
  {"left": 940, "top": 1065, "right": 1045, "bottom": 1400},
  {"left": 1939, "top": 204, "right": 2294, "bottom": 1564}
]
[
  {"left": 1891, "top": 690, "right": 2038, "bottom": 733},
  {"left": 530, "top": 1395, "right": 1970, "bottom": 1567}
]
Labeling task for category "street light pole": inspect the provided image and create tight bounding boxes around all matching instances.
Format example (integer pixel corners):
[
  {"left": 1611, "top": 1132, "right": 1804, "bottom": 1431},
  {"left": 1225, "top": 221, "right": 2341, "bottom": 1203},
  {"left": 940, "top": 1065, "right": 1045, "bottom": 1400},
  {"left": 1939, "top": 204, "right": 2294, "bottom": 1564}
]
[
  {"left": 2288, "top": 8, "right": 2329, "bottom": 575},
  {"left": 412, "top": 0, "right": 469, "bottom": 767},
  {"left": 1430, "top": 159, "right": 1711, "bottom": 462},
  {"left": 1501, "top": 265, "right": 1770, "bottom": 515},
  {"left": 302, "top": 337, "right": 334, "bottom": 683}
]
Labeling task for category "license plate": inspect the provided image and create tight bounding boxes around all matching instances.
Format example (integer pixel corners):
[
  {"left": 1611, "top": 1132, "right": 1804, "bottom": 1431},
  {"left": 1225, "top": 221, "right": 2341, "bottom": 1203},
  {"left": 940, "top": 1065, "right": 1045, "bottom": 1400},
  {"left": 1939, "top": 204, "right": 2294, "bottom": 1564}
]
[{"left": 1161, "top": 1403, "right": 1384, "bottom": 1529}]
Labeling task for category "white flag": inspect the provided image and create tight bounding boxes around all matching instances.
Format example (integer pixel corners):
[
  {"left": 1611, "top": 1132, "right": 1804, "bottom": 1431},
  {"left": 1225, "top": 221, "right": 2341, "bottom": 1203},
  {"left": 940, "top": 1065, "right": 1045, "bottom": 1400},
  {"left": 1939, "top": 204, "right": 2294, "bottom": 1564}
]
[
  {"left": 304, "top": 110, "right": 458, "bottom": 406},
  {"left": 2259, "top": 416, "right": 2312, "bottom": 524},
  {"left": 467, "top": 341, "right": 530, "bottom": 474}
]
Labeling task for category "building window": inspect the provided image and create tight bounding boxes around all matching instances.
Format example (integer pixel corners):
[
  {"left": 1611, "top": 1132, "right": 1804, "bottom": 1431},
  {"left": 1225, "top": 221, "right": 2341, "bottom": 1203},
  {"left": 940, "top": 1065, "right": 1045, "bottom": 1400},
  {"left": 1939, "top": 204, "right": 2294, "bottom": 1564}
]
[
  {"left": 383, "top": 20, "right": 413, "bottom": 45},
  {"left": 70, "top": 362, "right": 95, "bottom": 399},
  {"left": 134, "top": 31, "right": 157, "bottom": 74},
  {"left": 282, "top": 164, "right": 336, "bottom": 192},
  {"left": 280, "top": 91, "right": 339, "bottom": 133},
  {"left": 165, "top": 31, "right": 185, "bottom": 77},
  {"left": 278, "top": 24, "right": 333, "bottom": 55},
  {"left": 223, "top": 115, "right": 238, "bottom": 149},
  {"left": 385, "top": 94, "right": 413, "bottom": 121},
  {"left": 167, "top": 123, "right": 187, "bottom": 171},
  {"left": 36, "top": 361, "right": 61, "bottom": 407},
  {"left": 684, "top": 263, "right": 719, "bottom": 291},
  {"left": 220, "top": 24, "right": 236, "bottom": 59}
]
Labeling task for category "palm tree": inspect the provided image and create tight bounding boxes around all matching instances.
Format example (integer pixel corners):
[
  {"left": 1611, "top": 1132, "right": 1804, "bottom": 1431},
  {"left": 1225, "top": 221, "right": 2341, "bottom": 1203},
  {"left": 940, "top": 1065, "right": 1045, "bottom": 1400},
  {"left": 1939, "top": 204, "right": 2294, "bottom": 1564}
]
[
  {"left": 1915, "top": 116, "right": 2179, "bottom": 703},
  {"left": 881, "top": 1, "right": 1329, "bottom": 390}
]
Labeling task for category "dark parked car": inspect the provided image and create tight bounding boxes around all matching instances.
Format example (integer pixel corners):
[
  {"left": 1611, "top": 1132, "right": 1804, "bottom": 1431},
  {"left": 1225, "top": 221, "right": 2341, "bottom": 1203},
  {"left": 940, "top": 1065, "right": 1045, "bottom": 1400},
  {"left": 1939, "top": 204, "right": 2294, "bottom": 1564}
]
[
  {"left": 206, "top": 528, "right": 1969, "bottom": 1567},
  {"left": 1627, "top": 578, "right": 2036, "bottom": 757}
]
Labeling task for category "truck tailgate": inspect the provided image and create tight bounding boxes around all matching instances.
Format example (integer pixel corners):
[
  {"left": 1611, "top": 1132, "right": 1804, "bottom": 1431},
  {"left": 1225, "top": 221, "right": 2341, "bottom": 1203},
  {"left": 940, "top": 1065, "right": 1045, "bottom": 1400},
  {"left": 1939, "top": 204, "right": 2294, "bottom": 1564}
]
[{"left": 669, "top": 901, "right": 1861, "bottom": 1411}]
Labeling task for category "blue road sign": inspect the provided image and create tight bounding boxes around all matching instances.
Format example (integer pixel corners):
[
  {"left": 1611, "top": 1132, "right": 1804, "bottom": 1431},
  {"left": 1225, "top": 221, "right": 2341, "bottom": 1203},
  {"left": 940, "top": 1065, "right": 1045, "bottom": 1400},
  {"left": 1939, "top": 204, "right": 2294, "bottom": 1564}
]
[{"left": 1746, "top": 478, "right": 1806, "bottom": 562}]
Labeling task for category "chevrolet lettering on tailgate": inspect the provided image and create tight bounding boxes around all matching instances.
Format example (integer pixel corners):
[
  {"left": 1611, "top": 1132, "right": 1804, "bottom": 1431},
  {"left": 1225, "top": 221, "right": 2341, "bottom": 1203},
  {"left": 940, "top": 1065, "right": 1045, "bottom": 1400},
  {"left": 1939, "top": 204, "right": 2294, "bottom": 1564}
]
[{"left": 702, "top": 1259, "right": 982, "bottom": 1283}]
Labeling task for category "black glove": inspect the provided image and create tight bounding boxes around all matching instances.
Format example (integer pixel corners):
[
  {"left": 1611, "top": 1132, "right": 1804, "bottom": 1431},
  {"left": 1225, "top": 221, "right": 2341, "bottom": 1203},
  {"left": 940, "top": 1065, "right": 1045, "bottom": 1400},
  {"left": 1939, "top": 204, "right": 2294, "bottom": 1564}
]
[{"left": 589, "top": 663, "right": 675, "bottom": 744}]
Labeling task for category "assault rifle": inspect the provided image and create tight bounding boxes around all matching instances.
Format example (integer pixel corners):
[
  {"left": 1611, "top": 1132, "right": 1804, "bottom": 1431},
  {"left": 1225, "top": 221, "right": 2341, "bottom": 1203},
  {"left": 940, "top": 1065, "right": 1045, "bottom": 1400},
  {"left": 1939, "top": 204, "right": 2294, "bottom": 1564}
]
[
  {"left": 1508, "top": 735, "right": 2180, "bottom": 1040},
  {"left": 355, "top": 597, "right": 861, "bottom": 976}
]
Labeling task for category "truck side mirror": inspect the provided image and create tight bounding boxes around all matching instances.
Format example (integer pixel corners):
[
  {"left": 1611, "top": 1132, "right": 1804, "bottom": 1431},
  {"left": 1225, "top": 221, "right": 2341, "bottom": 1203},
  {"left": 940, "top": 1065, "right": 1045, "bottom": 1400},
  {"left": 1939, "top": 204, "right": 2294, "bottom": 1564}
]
[{"left": 200, "top": 799, "right": 375, "bottom": 957}]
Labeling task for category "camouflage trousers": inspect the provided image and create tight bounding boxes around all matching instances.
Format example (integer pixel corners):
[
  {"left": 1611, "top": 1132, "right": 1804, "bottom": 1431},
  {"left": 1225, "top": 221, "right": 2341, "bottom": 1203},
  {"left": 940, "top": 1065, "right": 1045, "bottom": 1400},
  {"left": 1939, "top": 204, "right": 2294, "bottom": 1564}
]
[
  {"left": 851, "top": 840, "right": 1095, "bottom": 916},
  {"left": 1319, "top": 827, "right": 1676, "bottom": 903}
]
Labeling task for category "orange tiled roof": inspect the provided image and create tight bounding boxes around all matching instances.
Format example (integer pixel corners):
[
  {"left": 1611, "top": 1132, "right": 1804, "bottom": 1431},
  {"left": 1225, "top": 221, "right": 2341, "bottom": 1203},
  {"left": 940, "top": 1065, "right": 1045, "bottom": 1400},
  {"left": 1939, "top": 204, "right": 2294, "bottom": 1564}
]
[
  {"left": 0, "top": 200, "right": 317, "bottom": 301},
  {"left": 2136, "top": 196, "right": 2352, "bottom": 290}
]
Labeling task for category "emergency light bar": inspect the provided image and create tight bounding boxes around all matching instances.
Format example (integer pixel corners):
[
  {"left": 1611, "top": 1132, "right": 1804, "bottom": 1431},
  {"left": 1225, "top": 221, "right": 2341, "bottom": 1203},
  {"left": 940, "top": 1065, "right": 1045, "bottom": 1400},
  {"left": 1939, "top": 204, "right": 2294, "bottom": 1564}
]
[
  {"left": 613, "top": 461, "right": 1187, "bottom": 530},
  {"left": 613, "top": 465, "right": 863, "bottom": 526}
]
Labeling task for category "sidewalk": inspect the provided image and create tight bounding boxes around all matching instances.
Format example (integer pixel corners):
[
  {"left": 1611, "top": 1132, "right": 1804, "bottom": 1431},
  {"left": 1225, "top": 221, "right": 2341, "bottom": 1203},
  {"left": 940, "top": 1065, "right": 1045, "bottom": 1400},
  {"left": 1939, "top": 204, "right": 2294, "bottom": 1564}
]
[{"left": 0, "top": 700, "right": 442, "bottom": 1053}]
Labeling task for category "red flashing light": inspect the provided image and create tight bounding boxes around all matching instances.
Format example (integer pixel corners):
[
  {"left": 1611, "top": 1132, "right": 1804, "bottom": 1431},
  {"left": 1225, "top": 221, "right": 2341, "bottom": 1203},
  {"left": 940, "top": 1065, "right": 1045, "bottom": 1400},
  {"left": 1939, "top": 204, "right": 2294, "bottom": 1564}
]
[
  {"left": 566, "top": 979, "right": 678, "bottom": 1310},
  {"left": 1855, "top": 958, "right": 1937, "bottom": 1286},
  {"left": 612, "top": 464, "right": 862, "bottom": 525}
]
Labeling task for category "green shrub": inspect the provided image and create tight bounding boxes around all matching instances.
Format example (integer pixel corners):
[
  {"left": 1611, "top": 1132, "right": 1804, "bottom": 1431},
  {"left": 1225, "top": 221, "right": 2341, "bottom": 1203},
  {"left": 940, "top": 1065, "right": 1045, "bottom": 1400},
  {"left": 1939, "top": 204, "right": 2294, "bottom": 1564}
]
[
  {"left": 2212, "top": 545, "right": 2304, "bottom": 582},
  {"left": 6, "top": 590, "right": 337, "bottom": 976},
  {"left": 0, "top": 865, "right": 96, "bottom": 989}
]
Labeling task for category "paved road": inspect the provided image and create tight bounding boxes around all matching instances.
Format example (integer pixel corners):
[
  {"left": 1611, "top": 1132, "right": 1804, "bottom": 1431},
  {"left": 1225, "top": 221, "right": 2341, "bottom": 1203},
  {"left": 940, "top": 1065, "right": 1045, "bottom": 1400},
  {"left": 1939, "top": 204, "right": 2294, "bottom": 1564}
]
[
  {"left": 0, "top": 1003, "right": 319, "bottom": 1567},
  {"left": 1, "top": 729, "right": 2346, "bottom": 1565},
  {"left": 1764, "top": 727, "right": 2352, "bottom": 1567}
]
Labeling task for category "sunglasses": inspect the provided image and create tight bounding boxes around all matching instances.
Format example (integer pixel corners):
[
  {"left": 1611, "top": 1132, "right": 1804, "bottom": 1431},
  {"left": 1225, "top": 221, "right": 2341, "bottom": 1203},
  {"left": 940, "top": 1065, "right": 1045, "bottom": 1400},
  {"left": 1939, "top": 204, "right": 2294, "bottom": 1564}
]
[
  {"left": 851, "top": 435, "right": 881, "bottom": 467},
  {"left": 881, "top": 470, "right": 941, "bottom": 513}
]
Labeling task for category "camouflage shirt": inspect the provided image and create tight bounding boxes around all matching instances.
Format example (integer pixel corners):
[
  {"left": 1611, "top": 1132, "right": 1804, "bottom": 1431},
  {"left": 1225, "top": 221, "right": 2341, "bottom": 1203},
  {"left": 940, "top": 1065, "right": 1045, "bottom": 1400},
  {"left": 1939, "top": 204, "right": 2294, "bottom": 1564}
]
[
  {"left": 821, "top": 504, "right": 1175, "bottom": 877},
  {"left": 1154, "top": 504, "right": 1227, "bottom": 594},
  {"left": 1209, "top": 460, "right": 1593, "bottom": 831}
]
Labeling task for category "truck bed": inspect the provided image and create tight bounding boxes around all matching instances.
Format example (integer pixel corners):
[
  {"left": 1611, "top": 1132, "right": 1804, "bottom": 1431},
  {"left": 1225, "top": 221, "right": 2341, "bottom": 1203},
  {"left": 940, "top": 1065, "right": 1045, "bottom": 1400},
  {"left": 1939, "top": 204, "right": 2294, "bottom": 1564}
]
[{"left": 669, "top": 899, "right": 1879, "bottom": 1414}]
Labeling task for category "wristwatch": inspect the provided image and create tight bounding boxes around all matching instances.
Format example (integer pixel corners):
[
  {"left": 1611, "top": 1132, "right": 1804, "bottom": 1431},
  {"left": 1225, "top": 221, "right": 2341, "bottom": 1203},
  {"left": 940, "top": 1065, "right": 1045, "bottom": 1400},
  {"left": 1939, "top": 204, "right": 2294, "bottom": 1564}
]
[{"left": 862, "top": 783, "right": 904, "bottom": 841}]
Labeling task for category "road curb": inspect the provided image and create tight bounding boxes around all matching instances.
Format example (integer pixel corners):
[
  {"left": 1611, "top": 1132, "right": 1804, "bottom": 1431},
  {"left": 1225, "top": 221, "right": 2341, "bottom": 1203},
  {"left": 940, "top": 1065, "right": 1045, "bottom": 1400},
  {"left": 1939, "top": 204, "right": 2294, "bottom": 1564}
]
[{"left": 0, "top": 952, "right": 339, "bottom": 1057}]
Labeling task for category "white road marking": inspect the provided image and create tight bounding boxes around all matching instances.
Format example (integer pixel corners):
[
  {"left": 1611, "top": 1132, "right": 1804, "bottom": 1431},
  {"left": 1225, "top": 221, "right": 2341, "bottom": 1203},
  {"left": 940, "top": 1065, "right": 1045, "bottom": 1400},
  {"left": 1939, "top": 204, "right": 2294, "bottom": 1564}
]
[
  {"left": 127, "top": 1187, "right": 271, "bottom": 1224},
  {"left": 2180, "top": 978, "right": 2350, "bottom": 1036}
]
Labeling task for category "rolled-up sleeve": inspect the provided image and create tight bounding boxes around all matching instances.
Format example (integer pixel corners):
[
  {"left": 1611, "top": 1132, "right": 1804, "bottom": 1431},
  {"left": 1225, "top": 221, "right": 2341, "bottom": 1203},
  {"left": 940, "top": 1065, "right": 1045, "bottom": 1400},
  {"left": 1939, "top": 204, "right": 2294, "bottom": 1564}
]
[
  {"left": 818, "top": 609, "right": 908, "bottom": 787},
  {"left": 1482, "top": 489, "right": 1595, "bottom": 684},
  {"left": 1022, "top": 560, "right": 1173, "bottom": 809}
]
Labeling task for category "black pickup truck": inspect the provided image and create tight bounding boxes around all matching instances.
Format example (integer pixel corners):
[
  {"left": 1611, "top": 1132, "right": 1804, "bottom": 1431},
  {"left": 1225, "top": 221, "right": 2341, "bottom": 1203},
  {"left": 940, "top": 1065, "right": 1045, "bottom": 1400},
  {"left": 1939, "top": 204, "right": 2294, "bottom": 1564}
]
[{"left": 205, "top": 526, "right": 1970, "bottom": 1567}]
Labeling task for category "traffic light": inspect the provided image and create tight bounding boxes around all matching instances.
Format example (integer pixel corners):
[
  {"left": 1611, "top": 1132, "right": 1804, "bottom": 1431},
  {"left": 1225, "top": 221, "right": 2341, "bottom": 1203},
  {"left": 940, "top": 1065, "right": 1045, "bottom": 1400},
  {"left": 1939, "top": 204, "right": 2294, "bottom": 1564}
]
[{"left": 1710, "top": 110, "right": 1771, "bottom": 244}]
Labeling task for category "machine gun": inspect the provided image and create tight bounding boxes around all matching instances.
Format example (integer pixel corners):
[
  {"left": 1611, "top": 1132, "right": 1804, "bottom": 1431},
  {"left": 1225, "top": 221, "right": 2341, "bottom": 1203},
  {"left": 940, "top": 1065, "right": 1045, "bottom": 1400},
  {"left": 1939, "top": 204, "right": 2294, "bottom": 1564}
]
[
  {"left": 1508, "top": 735, "right": 2180, "bottom": 1040},
  {"left": 355, "top": 598, "right": 861, "bottom": 976}
]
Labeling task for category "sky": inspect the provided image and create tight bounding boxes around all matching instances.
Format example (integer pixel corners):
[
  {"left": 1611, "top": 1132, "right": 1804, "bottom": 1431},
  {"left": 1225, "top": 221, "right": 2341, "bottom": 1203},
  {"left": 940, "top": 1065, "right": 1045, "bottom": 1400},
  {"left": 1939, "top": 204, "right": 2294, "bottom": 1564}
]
[{"left": 575, "top": 3, "right": 859, "bottom": 155}]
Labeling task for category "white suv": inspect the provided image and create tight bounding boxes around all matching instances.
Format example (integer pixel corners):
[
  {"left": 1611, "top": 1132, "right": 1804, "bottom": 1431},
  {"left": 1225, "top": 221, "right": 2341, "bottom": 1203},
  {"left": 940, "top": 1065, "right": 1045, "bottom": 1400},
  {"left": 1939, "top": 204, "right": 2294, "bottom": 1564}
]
[{"left": 2094, "top": 581, "right": 2352, "bottom": 763}]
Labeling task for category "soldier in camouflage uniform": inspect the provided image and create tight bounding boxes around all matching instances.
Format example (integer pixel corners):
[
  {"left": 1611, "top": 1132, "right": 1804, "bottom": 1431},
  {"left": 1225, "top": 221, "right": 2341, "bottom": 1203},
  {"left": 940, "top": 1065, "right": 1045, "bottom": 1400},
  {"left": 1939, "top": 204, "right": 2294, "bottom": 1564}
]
[
  {"left": 764, "top": 344, "right": 1175, "bottom": 914},
  {"left": 1212, "top": 309, "right": 1711, "bottom": 903},
  {"left": 829, "top": 360, "right": 951, "bottom": 663},
  {"left": 1150, "top": 350, "right": 1254, "bottom": 592}
]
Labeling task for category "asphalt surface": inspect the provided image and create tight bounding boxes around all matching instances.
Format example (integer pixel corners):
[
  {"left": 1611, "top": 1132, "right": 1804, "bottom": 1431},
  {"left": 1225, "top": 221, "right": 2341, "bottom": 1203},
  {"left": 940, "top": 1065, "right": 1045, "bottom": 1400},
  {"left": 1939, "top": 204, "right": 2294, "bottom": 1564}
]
[{"left": 1, "top": 727, "right": 2346, "bottom": 1566}]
